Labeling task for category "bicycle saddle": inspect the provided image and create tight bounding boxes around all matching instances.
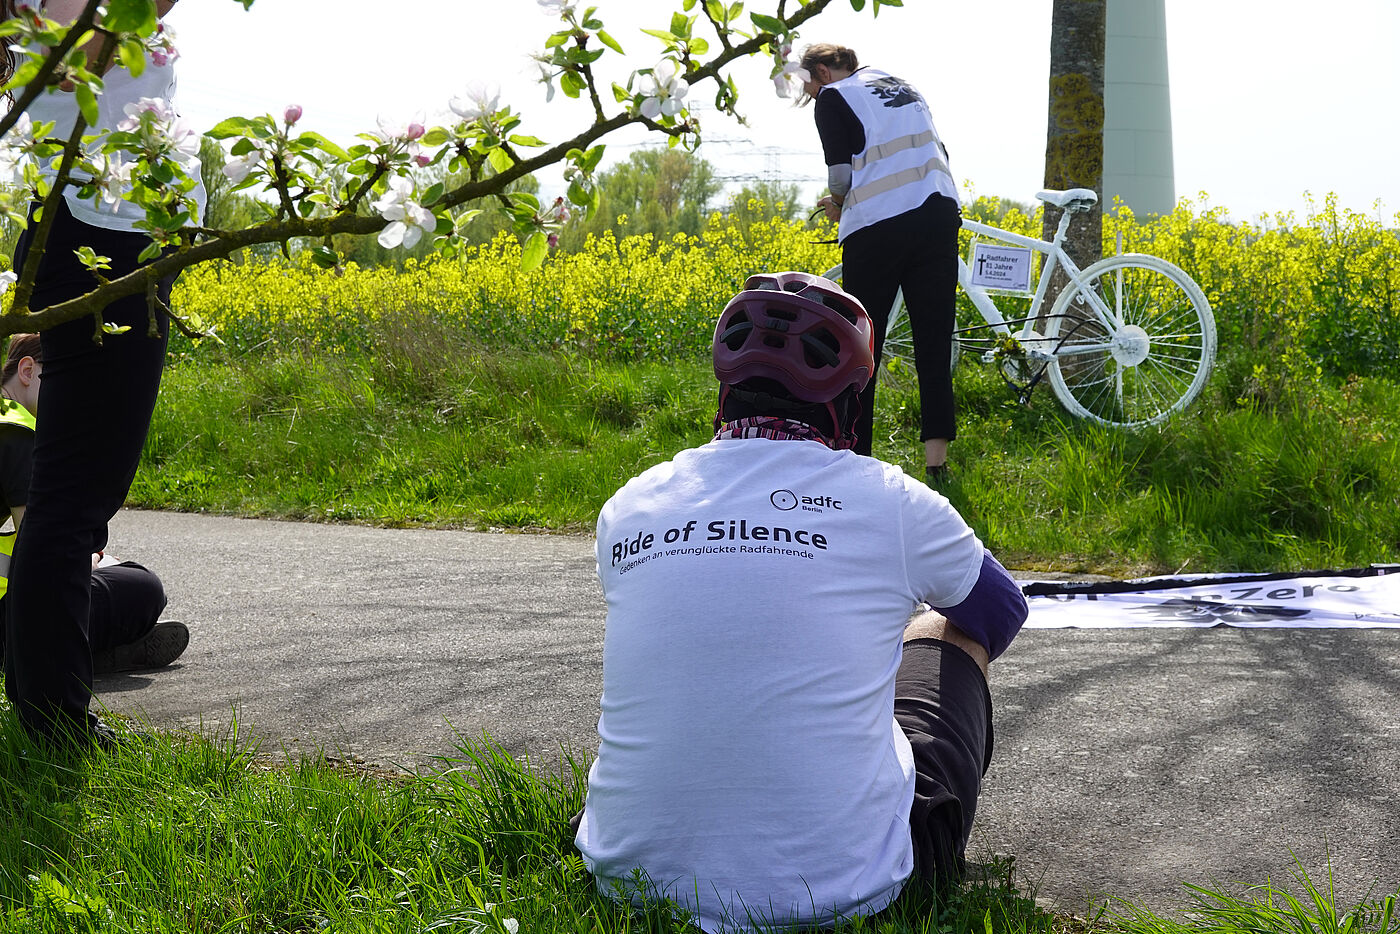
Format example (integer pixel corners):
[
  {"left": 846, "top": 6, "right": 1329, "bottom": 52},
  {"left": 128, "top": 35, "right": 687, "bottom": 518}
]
[{"left": 1035, "top": 188, "right": 1099, "bottom": 212}]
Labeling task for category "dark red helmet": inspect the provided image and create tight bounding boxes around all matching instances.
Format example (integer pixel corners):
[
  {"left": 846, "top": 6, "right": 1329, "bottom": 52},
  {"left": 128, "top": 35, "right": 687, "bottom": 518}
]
[{"left": 713, "top": 271, "right": 875, "bottom": 402}]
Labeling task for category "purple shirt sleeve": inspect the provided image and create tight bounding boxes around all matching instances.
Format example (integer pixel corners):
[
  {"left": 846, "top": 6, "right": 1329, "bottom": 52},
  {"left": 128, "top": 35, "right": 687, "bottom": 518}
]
[{"left": 936, "top": 551, "right": 1028, "bottom": 661}]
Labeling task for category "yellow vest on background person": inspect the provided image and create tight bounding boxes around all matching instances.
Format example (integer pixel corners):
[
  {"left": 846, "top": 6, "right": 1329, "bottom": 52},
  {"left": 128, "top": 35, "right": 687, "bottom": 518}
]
[{"left": 0, "top": 398, "right": 36, "bottom": 601}]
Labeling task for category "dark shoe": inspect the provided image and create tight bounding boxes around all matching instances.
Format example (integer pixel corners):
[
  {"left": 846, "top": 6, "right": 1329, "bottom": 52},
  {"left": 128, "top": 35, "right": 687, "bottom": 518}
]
[
  {"left": 924, "top": 464, "right": 949, "bottom": 489},
  {"left": 92, "top": 620, "right": 190, "bottom": 675}
]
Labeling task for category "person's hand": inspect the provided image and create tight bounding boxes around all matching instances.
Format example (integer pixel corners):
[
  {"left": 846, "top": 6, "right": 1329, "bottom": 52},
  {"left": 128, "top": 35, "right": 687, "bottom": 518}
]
[
  {"left": 91, "top": 551, "right": 103, "bottom": 572},
  {"left": 818, "top": 195, "right": 842, "bottom": 222}
]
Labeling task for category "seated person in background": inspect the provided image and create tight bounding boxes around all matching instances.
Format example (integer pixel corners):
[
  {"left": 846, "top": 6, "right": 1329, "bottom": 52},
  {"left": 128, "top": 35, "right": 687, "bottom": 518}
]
[
  {"left": 0, "top": 334, "right": 188, "bottom": 675},
  {"left": 574, "top": 272, "right": 1029, "bottom": 931}
]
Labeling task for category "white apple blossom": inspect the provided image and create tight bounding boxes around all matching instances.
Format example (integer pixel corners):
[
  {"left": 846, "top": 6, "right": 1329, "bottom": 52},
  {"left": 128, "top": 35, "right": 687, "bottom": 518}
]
[
  {"left": 0, "top": 271, "right": 16, "bottom": 297},
  {"left": 537, "top": 0, "right": 576, "bottom": 16},
  {"left": 638, "top": 59, "right": 688, "bottom": 120},
  {"left": 449, "top": 82, "right": 501, "bottom": 123},
  {"left": 533, "top": 59, "right": 557, "bottom": 103},
  {"left": 117, "top": 96, "right": 178, "bottom": 131},
  {"left": 222, "top": 147, "right": 263, "bottom": 184},
  {"left": 93, "top": 152, "right": 133, "bottom": 211},
  {"left": 371, "top": 176, "right": 435, "bottom": 250},
  {"left": 772, "top": 61, "right": 810, "bottom": 100},
  {"left": 116, "top": 96, "right": 199, "bottom": 167},
  {"left": 0, "top": 112, "right": 34, "bottom": 187}
]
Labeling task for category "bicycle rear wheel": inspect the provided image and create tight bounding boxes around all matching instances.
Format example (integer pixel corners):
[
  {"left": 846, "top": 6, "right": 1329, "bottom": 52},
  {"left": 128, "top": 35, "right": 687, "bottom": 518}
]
[{"left": 1043, "top": 254, "right": 1216, "bottom": 427}]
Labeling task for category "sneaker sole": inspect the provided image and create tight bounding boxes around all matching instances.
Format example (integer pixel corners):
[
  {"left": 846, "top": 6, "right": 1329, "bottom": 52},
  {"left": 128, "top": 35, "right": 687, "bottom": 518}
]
[{"left": 93, "top": 621, "right": 190, "bottom": 674}]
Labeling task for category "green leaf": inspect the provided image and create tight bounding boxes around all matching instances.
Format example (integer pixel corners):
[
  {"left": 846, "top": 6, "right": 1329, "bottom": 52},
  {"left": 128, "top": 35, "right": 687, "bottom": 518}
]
[
  {"left": 74, "top": 84, "right": 99, "bottom": 127},
  {"left": 117, "top": 38, "right": 146, "bottom": 77},
  {"left": 582, "top": 145, "right": 605, "bottom": 172},
  {"left": 137, "top": 241, "right": 162, "bottom": 262},
  {"left": 207, "top": 116, "right": 260, "bottom": 139},
  {"left": 507, "top": 134, "right": 547, "bottom": 148},
  {"left": 520, "top": 231, "right": 548, "bottom": 271},
  {"left": 103, "top": 0, "right": 157, "bottom": 34},
  {"left": 422, "top": 127, "right": 450, "bottom": 146},
  {"left": 749, "top": 11, "right": 784, "bottom": 33},
  {"left": 640, "top": 28, "right": 677, "bottom": 45},
  {"left": 423, "top": 182, "right": 445, "bottom": 204},
  {"left": 596, "top": 29, "right": 624, "bottom": 54},
  {"left": 559, "top": 69, "right": 585, "bottom": 98},
  {"left": 1, "top": 59, "right": 42, "bottom": 95},
  {"left": 849, "top": 0, "right": 865, "bottom": 8},
  {"left": 486, "top": 147, "right": 513, "bottom": 174},
  {"left": 567, "top": 178, "right": 590, "bottom": 207},
  {"left": 669, "top": 11, "right": 692, "bottom": 37},
  {"left": 433, "top": 214, "right": 454, "bottom": 236},
  {"left": 728, "top": 2, "right": 744, "bottom": 20},
  {"left": 611, "top": 82, "right": 630, "bottom": 103},
  {"left": 296, "top": 132, "right": 349, "bottom": 160},
  {"left": 688, "top": 36, "right": 709, "bottom": 55},
  {"left": 545, "top": 31, "right": 569, "bottom": 48},
  {"left": 453, "top": 208, "right": 482, "bottom": 231}
]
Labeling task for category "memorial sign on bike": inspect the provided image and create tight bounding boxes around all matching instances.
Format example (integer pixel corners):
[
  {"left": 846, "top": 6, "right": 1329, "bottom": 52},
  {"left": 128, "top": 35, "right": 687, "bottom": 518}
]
[{"left": 968, "top": 243, "right": 1034, "bottom": 294}]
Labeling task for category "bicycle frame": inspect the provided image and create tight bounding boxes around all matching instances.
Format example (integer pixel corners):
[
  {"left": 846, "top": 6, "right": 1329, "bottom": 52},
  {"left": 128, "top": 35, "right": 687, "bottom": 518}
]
[{"left": 954, "top": 207, "right": 1124, "bottom": 360}]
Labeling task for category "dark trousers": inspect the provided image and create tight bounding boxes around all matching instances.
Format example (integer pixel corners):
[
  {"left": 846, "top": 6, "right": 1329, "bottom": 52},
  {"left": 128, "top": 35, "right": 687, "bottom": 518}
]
[
  {"left": 1, "top": 560, "right": 167, "bottom": 657},
  {"left": 839, "top": 194, "right": 962, "bottom": 456},
  {"left": 3, "top": 199, "right": 172, "bottom": 740}
]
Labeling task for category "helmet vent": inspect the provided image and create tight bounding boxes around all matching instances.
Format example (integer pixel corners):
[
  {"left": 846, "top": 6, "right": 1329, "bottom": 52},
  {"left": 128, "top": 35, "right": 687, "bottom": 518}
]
[{"left": 802, "top": 329, "right": 841, "bottom": 368}]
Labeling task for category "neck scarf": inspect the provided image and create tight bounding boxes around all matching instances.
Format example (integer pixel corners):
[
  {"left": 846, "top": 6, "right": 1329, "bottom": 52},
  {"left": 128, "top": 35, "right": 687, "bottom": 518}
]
[{"left": 714, "top": 416, "right": 840, "bottom": 449}]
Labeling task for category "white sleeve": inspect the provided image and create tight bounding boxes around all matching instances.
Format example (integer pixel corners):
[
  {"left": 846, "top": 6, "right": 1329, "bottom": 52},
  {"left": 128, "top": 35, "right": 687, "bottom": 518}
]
[{"left": 897, "top": 470, "right": 984, "bottom": 608}]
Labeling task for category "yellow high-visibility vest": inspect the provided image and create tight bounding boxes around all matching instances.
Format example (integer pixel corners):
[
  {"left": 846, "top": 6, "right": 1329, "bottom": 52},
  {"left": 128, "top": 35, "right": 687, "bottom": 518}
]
[{"left": 0, "top": 399, "right": 36, "bottom": 601}]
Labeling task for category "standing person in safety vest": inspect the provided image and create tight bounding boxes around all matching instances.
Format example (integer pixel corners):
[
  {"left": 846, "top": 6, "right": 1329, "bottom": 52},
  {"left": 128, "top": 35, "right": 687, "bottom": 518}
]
[
  {"left": 0, "top": 335, "right": 188, "bottom": 683},
  {"left": 574, "top": 272, "right": 1028, "bottom": 931},
  {"left": 1, "top": 0, "right": 202, "bottom": 747},
  {"left": 800, "top": 43, "right": 962, "bottom": 484}
]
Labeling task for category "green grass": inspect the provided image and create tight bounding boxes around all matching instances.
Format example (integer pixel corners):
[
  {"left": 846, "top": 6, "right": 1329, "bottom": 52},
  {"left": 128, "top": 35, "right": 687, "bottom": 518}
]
[
  {"left": 2, "top": 708, "right": 1396, "bottom": 934},
  {"left": 0, "top": 708, "right": 1056, "bottom": 934},
  {"left": 134, "top": 315, "right": 1400, "bottom": 575}
]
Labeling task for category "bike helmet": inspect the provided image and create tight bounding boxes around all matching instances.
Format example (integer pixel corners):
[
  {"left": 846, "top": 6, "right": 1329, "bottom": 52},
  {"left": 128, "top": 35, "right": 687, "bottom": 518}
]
[{"left": 713, "top": 271, "right": 874, "bottom": 403}]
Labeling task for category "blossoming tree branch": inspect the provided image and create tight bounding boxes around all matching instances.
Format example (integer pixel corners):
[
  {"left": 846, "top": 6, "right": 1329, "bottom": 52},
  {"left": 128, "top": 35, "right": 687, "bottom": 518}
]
[{"left": 0, "top": 0, "right": 902, "bottom": 340}]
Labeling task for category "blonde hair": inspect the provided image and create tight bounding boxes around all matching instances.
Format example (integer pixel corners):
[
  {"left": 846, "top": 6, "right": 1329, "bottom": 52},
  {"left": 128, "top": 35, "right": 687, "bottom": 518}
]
[{"left": 799, "top": 43, "right": 859, "bottom": 75}]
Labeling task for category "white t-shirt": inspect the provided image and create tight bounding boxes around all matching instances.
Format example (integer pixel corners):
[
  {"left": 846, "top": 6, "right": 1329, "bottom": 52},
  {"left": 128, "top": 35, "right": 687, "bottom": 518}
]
[
  {"left": 576, "top": 437, "right": 985, "bottom": 932},
  {"left": 25, "top": 61, "right": 205, "bottom": 232}
]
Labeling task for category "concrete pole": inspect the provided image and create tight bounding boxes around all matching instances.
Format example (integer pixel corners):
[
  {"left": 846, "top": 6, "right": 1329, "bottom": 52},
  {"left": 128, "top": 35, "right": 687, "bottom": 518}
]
[{"left": 1104, "top": 0, "right": 1175, "bottom": 216}]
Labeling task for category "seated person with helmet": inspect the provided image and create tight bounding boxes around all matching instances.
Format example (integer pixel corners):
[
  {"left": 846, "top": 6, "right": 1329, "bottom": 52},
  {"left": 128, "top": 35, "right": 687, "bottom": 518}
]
[
  {"left": 0, "top": 333, "right": 187, "bottom": 676},
  {"left": 573, "top": 272, "right": 1029, "bottom": 931}
]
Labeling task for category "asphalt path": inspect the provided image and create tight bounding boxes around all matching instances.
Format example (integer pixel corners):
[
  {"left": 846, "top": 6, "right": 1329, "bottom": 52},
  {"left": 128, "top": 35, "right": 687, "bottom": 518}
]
[{"left": 97, "top": 510, "right": 1400, "bottom": 916}]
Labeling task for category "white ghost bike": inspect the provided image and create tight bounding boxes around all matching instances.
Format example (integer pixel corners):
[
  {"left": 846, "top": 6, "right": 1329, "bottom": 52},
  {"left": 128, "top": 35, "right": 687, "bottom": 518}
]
[{"left": 823, "top": 188, "right": 1217, "bottom": 428}]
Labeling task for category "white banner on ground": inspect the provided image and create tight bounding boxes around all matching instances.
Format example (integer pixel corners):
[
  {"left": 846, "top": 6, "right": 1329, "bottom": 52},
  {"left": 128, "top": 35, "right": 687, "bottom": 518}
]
[{"left": 1021, "top": 566, "right": 1400, "bottom": 629}]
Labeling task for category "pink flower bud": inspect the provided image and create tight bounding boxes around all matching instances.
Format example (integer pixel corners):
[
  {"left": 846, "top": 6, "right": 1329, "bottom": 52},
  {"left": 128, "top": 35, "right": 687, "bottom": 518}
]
[
  {"left": 405, "top": 123, "right": 426, "bottom": 141},
  {"left": 284, "top": 104, "right": 303, "bottom": 126},
  {"left": 414, "top": 153, "right": 431, "bottom": 167},
  {"left": 547, "top": 234, "right": 560, "bottom": 249}
]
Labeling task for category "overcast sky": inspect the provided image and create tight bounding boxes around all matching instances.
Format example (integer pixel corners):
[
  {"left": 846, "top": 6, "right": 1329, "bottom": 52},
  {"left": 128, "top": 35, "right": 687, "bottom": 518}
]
[{"left": 166, "top": 0, "right": 1399, "bottom": 223}]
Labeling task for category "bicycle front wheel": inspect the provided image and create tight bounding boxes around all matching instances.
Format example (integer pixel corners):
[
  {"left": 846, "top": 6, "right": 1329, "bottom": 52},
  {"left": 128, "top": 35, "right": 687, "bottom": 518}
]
[{"left": 1044, "top": 254, "right": 1216, "bottom": 427}]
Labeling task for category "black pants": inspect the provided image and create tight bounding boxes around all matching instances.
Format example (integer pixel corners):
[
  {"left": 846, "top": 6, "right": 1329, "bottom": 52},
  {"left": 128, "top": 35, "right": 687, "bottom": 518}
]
[
  {"left": 0, "top": 560, "right": 167, "bottom": 658},
  {"left": 3, "top": 200, "right": 172, "bottom": 740},
  {"left": 839, "top": 194, "right": 962, "bottom": 456}
]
